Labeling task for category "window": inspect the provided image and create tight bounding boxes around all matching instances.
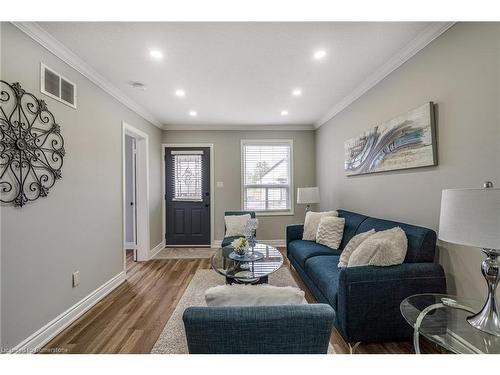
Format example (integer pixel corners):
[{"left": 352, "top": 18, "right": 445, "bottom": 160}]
[
  {"left": 172, "top": 150, "right": 203, "bottom": 201},
  {"left": 241, "top": 140, "right": 293, "bottom": 215},
  {"left": 40, "top": 63, "right": 77, "bottom": 109}
]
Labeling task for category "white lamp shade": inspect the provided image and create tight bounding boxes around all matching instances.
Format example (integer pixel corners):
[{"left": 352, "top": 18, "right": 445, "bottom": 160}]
[
  {"left": 297, "top": 187, "right": 320, "bottom": 204},
  {"left": 439, "top": 187, "right": 500, "bottom": 249}
]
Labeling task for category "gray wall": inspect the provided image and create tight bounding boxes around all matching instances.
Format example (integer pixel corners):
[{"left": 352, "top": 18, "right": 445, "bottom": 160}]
[
  {"left": 162, "top": 130, "right": 316, "bottom": 241},
  {"left": 316, "top": 23, "right": 500, "bottom": 300},
  {"left": 0, "top": 23, "right": 163, "bottom": 348}
]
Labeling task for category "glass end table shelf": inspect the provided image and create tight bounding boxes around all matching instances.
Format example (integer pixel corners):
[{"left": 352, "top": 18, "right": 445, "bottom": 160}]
[{"left": 400, "top": 293, "right": 500, "bottom": 354}]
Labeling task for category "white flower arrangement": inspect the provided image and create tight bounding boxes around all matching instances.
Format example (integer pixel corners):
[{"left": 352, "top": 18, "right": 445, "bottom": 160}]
[{"left": 231, "top": 237, "right": 249, "bottom": 255}]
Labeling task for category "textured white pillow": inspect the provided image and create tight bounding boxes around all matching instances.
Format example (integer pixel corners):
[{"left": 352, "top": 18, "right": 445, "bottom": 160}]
[
  {"left": 316, "top": 217, "right": 345, "bottom": 250},
  {"left": 302, "top": 210, "right": 338, "bottom": 241},
  {"left": 224, "top": 214, "right": 251, "bottom": 237},
  {"left": 205, "top": 284, "right": 305, "bottom": 306},
  {"left": 347, "top": 227, "right": 408, "bottom": 268},
  {"left": 338, "top": 229, "right": 375, "bottom": 268}
]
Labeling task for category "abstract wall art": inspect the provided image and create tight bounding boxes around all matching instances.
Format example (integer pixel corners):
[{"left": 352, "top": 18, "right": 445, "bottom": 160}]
[{"left": 344, "top": 102, "right": 437, "bottom": 176}]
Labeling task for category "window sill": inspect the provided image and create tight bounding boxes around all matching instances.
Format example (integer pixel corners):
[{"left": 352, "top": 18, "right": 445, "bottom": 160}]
[{"left": 253, "top": 210, "right": 295, "bottom": 217}]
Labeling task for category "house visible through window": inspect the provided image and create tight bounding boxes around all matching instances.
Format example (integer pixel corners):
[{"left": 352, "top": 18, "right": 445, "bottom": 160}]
[{"left": 241, "top": 140, "right": 293, "bottom": 214}]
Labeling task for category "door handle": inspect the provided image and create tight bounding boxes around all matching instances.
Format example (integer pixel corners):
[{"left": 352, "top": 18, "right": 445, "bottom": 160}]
[{"left": 130, "top": 202, "right": 134, "bottom": 206}]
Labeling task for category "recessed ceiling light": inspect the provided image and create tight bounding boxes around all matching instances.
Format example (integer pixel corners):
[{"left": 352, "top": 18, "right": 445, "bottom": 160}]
[
  {"left": 189, "top": 110, "right": 198, "bottom": 117},
  {"left": 313, "top": 50, "right": 326, "bottom": 60},
  {"left": 149, "top": 49, "right": 163, "bottom": 60},
  {"left": 292, "top": 88, "right": 302, "bottom": 97},
  {"left": 281, "top": 110, "right": 289, "bottom": 116},
  {"left": 175, "top": 89, "right": 186, "bottom": 97}
]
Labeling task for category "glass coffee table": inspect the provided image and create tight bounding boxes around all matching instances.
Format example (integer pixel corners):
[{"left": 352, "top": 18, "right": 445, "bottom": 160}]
[
  {"left": 400, "top": 293, "right": 500, "bottom": 354},
  {"left": 211, "top": 242, "right": 283, "bottom": 284}
]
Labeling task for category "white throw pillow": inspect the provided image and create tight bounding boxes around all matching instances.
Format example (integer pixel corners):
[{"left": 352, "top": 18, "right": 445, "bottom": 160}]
[
  {"left": 224, "top": 214, "right": 251, "bottom": 237},
  {"left": 302, "top": 210, "right": 338, "bottom": 241},
  {"left": 347, "top": 227, "right": 408, "bottom": 268},
  {"left": 316, "top": 217, "right": 345, "bottom": 250},
  {"left": 205, "top": 284, "right": 305, "bottom": 306},
  {"left": 338, "top": 229, "right": 375, "bottom": 268}
]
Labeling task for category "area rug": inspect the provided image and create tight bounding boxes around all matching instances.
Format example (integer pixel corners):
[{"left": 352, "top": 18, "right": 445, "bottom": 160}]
[
  {"left": 150, "top": 268, "right": 335, "bottom": 354},
  {"left": 153, "top": 247, "right": 217, "bottom": 259}
]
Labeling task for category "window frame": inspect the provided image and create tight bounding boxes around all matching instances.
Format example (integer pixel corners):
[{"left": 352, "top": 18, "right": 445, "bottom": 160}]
[{"left": 240, "top": 139, "right": 294, "bottom": 216}]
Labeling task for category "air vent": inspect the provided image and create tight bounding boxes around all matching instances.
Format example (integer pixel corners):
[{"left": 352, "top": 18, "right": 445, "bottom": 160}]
[{"left": 40, "top": 63, "right": 77, "bottom": 109}]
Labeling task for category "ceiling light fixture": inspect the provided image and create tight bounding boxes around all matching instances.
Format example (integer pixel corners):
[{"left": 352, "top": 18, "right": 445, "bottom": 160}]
[
  {"left": 189, "top": 110, "right": 198, "bottom": 117},
  {"left": 313, "top": 50, "right": 326, "bottom": 60},
  {"left": 149, "top": 49, "right": 164, "bottom": 60},
  {"left": 175, "top": 89, "right": 186, "bottom": 97},
  {"left": 292, "top": 88, "right": 302, "bottom": 97},
  {"left": 281, "top": 110, "right": 289, "bottom": 116}
]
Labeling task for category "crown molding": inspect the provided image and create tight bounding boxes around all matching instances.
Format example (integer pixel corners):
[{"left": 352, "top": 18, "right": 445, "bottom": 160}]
[
  {"left": 12, "top": 22, "right": 164, "bottom": 129},
  {"left": 163, "top": 123, "right": 315, "bottom": 131},
  {"left": 314, "top": 22, "right": 455, "bottom": 128}
]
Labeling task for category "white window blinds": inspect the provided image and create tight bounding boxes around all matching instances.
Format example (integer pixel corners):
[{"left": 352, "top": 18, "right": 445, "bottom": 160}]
[{"left": 242, "top": 140, "right": 292, "bottom": 212}]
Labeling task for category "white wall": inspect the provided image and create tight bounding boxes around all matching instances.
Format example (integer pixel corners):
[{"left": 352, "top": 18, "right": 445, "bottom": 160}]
[
  {"left": 0, "top": 23, "right": 163, "bottom": 349},
  {"left": 316, "top": 22, "right": 500, "bottom": 300}
]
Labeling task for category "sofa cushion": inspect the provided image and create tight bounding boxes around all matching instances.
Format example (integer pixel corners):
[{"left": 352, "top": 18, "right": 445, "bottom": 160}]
[
  {"left": 356, "top": 217, "right": 436, "bottom": 263},
  {"left": 348, "top": 227, "right": 407, "bottom": 267},
  {"left": 224, "top": 214, "right": 251, "bottom": 237},
  {"left": 288, "top": 240, "right": 340, "bottom": 268},
  {"left": 337, "top": 210, "right": 369, "bottom": 250},
  {"left": 303, "top": 211, "right": 338, "bottom": 241},
  {"left": 338, "top": 229, "right": 375, "bottom": 268},
  {"left": 304, "top": 255, "right": 342, "bottom": 309},
  {"left": 316, "top": 217, "right": 345, "bottom": 250}
]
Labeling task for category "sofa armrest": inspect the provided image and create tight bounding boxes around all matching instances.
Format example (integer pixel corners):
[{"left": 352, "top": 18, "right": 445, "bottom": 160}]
[
  {"left": 286, "top": 224, "right": 304, "bottom": 252},
  {"left": 336, "top": 263, "right": 446, "bottom": 343}
]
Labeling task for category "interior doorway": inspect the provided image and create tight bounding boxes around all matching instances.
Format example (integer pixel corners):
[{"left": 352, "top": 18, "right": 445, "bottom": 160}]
[
  {"left": 122, "top": 122, "right": 150, "bottom": 273},
  {"left": 124, "top": 135, "right": 138, "bottom": 261}
]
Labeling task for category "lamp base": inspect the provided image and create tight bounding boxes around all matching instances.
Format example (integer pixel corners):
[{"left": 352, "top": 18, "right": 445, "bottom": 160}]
[{"left": 467, "top": 249, "right": 500, "bottom": 336}]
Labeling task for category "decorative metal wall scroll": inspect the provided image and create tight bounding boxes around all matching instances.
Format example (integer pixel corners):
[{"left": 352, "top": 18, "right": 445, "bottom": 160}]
[{"left": 0, "top": 80, "right": 65, "bottom": 207}]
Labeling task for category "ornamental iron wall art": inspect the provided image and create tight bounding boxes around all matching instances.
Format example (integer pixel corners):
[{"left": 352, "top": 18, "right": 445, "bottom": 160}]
[{"left": 0, "top": 80, "right": 65, "bottom": 207}]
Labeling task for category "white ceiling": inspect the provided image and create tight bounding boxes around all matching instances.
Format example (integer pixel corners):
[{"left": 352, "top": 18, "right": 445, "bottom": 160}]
[{"left": 36, "top": 22, "right": 446, "bottom": 129}]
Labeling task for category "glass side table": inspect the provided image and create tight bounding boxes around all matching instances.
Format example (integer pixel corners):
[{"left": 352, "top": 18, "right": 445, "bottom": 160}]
[
  {"left": 211, "top": 243, "right": 283, "bottom": 284},
  {"left": 400, "top": 293, "right": 500, "bottom": 354}
]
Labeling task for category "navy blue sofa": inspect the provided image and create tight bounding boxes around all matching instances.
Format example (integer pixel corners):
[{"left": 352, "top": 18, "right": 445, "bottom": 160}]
[
  {"left": 221, "top": 210, "right": 256, "bottom": 247},
  {"left": 287, "top": 209, "right": 447, "bottom": 344},
  {"left": 183, "top": 304, "right": 335, "bottom": 354}
]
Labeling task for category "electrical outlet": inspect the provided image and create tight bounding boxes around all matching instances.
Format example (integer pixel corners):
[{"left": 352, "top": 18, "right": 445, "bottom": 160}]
[
  {"left": 72, "top": 271, "right": 80, "bottom": 287},
  {"left": 216, "top": 181, "right": 224, "bottom": 188}
]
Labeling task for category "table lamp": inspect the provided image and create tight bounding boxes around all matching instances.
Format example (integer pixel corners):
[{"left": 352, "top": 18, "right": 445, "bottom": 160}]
[
  {"left": 297, "top": 187, "right": 320, "bottom": 212},
  {"left": 439, "top": 181, "right": 500, "bottom": 336}
]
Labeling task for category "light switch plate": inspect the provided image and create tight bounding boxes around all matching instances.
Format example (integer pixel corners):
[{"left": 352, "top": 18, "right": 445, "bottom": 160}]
[{"left": 216, "top": 181, "right": 224, "bottom": 188}]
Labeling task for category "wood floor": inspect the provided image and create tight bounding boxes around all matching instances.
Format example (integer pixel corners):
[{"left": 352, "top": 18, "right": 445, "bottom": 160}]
[{"left": 43, "top": 248, "right": 434, "bottom": 354}]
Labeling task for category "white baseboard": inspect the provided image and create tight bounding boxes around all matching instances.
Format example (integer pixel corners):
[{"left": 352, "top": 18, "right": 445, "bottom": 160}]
[
  {"left": 149, "top": 240, "right": 165, "bottom": 259},
  {"left": 10, "top": 271, "right": 126, "bottom": 353},
  {"left": 212, "top": 239, "right": 286, "bottom": 248}
]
